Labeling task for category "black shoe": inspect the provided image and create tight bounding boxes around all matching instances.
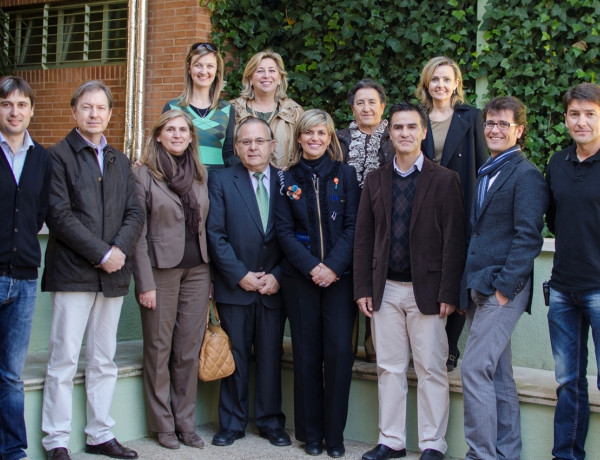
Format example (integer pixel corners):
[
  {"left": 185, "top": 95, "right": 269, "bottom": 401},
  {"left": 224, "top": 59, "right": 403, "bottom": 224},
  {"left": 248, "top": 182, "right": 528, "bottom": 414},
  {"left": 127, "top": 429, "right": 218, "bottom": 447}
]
[
  {"left": 211, "top": 429, "right": 245, "bottom": 446},
  {"left": 420, "top": 449, "right": 444, "bottom": 459},
  {"left": 304, "top": 442, "right": 323, "bottom": 455},
  {"left": 446, "top": 350, "right": 460, "bottom": 371},
  {"left": 327, "top": 445, "right": 345, "bottom": 457},
  {"left": 362, "top": 444, "right": 407, "bottom": 460},
  {"left": 85, "top": 438, "right": 138, "bottom": 459},
  {"left": 259, "top": 428, "right": 291, "bottom": 446},
  {"left": 47, "top": 448, "right": 71, "bottom": 460}
]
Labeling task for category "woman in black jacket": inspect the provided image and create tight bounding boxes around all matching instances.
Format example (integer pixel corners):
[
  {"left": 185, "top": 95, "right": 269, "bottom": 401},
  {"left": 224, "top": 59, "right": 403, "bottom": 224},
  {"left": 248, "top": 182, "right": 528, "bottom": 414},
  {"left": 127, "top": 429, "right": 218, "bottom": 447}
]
[
  {"left": 415, "top": 56, "right": 488, "bottom": 371},
  {"left": 276, "top": 109, "right": 360, "bottom": 458}
]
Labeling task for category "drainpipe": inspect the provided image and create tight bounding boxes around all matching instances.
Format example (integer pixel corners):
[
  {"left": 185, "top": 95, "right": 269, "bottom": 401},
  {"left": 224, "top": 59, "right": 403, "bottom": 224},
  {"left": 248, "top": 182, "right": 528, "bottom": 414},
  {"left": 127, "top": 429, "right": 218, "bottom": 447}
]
[{"left": 124, "top": 0, "right": 148, "bottom": 161}]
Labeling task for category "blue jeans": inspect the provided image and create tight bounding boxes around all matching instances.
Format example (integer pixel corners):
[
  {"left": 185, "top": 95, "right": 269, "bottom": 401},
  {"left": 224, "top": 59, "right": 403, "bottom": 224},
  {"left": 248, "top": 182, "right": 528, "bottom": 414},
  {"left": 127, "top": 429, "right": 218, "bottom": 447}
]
[
  {"left": 548, "top": 287, "right": 600, "bottom": 460},
  {"left": 0, "top": 275, "right": 37, "bottom": 460}
]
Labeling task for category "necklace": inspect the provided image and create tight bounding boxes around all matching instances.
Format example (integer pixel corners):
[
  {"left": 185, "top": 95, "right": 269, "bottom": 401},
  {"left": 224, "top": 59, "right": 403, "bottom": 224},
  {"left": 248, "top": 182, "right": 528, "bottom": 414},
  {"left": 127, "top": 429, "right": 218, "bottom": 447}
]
[
  {"left": 190, "top": 104, "right": 211, "bottom": 119},
  {"left": 248, "top": 101, "right": 278, "bottom": 124}
]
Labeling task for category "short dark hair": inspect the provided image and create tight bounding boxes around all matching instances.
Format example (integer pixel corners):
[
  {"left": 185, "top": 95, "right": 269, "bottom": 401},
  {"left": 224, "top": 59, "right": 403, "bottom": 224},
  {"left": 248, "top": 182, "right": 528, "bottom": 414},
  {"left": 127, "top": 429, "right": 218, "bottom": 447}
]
[
  {"left": 0, "top": 76, "right": 35, "bottom": 105},
  {"left": 348, "top": 78, "right": 386, "bottom": 106},
  {"left": 70, "top": 80, "right": 113, "bottom": 109},
  {"left": 388, "top": 101, "right": 428, "bottom": 129},
  {"left": 483, "top": 96, "right": 527, "bottom": 147},
  {"left": 563, "top": 83, "right": 600, "bottom": 113},
  {"left": 234, "top": 116, "right": 274, "bottom": 143}
]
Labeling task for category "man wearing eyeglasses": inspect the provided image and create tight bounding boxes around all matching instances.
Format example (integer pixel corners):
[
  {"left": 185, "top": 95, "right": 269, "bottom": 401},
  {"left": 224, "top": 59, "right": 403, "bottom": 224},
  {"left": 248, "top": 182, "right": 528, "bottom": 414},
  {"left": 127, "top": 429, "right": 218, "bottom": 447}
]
[
  {"left": 546, "top": 83, "right": 600, "bottom": 460},
  {"left": 460, "top": 96, "right": 548, "bottom": 460},
  {"left": 206, "top": 117, "right": 290, "bottom": 448}
]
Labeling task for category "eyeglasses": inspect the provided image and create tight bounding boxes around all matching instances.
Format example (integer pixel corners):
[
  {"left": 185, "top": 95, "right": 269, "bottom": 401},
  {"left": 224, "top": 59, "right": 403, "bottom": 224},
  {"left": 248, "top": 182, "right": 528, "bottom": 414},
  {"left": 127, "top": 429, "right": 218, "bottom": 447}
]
[
  {"left": 237, "top": 138, "right": 272, "bottom": 147},
  {"left": 190, "top": 42, "right": 218, "bottom": 53},
  {"left": 483, "top": 121, "right": 520, "bottom": 130}
]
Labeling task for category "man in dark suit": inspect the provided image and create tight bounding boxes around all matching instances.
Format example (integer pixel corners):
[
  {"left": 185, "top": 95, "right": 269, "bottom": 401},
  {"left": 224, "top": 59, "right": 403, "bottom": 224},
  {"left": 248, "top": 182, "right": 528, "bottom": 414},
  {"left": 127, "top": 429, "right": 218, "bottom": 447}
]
[
  {"left": 207, "top": 117, "right": 290, "bottom": 448},
  {"left": 460, "top": 97, "right": 548, "bottom": 460},
  {"left": 354, "top": 102, "right": 465, "bottom": 460}
]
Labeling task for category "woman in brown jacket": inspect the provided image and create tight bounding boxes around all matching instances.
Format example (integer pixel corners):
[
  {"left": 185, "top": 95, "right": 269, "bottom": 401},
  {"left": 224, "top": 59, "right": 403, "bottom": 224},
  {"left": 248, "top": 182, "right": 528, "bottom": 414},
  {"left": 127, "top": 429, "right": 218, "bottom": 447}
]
[
  {"left": 230, "top": 49, "right": 303, "bottom": 168},
  {"left": 132, "top": 110, "right": 210, "bottom": 450}
]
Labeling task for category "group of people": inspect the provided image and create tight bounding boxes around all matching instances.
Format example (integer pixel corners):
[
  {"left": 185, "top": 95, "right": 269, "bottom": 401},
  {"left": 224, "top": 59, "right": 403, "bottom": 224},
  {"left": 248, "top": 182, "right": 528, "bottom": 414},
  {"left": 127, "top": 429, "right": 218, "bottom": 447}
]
[{"left": 0, "top": 44, "right": 598, "bottom": 460}]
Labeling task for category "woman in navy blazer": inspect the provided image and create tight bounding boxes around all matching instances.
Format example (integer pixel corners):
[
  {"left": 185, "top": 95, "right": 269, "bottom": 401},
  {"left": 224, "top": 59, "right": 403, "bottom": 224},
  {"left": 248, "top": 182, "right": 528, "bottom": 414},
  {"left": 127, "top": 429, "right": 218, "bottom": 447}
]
[
  {"left": 416, "top": 56, "right": 487, "bottom": 371},
  {"left": 276, "top": 109, "right": 360, "bottom": 458}
]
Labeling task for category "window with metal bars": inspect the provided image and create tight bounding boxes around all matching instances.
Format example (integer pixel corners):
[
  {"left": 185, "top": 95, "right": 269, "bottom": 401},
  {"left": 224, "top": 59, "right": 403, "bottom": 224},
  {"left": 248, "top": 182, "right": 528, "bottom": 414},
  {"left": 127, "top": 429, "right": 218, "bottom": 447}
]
[{"left": 2, "top": 1, "right": 127, "bottom": 70}]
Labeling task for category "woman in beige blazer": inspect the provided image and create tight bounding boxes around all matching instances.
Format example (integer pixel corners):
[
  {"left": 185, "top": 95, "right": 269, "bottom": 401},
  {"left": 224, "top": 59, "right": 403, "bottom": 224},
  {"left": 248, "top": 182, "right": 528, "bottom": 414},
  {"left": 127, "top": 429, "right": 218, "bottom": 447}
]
[{"left": 132, "top": 110, "right": 210, "bottom": 450}]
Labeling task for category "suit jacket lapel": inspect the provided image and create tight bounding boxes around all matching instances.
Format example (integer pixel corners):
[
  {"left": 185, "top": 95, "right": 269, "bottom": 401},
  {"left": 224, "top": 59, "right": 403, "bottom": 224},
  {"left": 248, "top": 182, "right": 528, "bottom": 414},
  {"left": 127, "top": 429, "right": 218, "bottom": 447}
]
[
  {"left": 266, "top": 165, "right": 278, "bottom": 236},
  {"left": 155, "top": 178, "right": 182, "bottom": 206},
  {"left": 233, "top": 164, "right": 265, "bottom": 234},
  {"left": 380, "top": 162, "right": 393, "bottom": 235},
  {"left": 441, "top": 115, "right": 470, "bottom": 166},
  {"left": 475, "top": 153, "right": 524, "bottom": 220}
]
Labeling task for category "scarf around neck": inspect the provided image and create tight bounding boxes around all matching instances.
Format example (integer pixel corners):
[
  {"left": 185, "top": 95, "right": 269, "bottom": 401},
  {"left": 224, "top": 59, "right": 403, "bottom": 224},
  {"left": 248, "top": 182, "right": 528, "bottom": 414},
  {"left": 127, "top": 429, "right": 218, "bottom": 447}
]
[
  {"left": 158, "top": 150, "right": 201, "bottom": 235},
  {"left": 346, "top": 119, "right": 388, "bottom": 187},
  {"left": 475, "top": 145, "right": 521, "bottom": 218}
]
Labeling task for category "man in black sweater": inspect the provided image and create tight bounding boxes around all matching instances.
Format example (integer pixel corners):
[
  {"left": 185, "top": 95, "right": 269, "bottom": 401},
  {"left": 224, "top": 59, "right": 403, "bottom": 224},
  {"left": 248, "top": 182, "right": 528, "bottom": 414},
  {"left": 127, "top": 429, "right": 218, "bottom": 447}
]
[
  {"left": 546, "top": 83, "right": 600, "bottom": 460},
  {"left": 0, "top": 76, "right": 52, "bottom": 460}
]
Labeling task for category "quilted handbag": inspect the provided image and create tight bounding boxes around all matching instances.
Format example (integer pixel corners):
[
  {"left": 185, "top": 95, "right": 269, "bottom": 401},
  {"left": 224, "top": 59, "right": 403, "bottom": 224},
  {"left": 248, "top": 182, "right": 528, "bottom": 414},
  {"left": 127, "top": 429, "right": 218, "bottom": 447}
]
[{"left": 198, "top": 300, "right": 235, "bottom": 382}]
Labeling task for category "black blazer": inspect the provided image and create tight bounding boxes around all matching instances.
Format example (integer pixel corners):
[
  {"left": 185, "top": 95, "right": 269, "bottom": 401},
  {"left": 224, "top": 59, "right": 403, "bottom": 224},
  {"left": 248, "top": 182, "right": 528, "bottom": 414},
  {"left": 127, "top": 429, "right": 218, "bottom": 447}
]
[
  {"left": 422, "top": 104, "right": 487, "bottom": 237},
  {"left": 207, "top": 163, "right": 283, "bottom": 308}
]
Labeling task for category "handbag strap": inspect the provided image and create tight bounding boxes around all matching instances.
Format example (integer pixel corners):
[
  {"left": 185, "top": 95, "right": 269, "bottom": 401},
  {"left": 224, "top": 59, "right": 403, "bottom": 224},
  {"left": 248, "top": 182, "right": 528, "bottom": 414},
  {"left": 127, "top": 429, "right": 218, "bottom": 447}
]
[{"left": 207, "top": 298, "right": 222, "bottom": 326}]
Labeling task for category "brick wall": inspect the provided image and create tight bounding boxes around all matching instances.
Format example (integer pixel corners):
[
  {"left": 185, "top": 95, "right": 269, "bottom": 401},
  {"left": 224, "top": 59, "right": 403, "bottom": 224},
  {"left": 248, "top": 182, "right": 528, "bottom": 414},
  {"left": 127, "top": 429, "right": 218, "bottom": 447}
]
[
  {"left": 144, "top": 0, "right": 213, "bottom": 137},
  {"left": 4, "top": 0, "right": 213, "bottom": 150}
]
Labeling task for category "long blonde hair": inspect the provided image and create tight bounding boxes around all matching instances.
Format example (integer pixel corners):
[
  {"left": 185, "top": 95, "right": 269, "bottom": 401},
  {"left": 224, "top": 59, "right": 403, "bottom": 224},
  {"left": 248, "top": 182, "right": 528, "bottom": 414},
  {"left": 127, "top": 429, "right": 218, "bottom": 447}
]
[
  {"left": 141, "top": 110, "right": 207, "bottom": 184},
  {"left": 239, "top": 49, "right": 289, "bottom": 102},
  {"left": 179, "top": 43, "right": 225, "bottom": 110},
  {"left": 289, "top": 109, "right": 342, "bottom": 167},
  {"left": 415, "top": 56, "right": 465, "bottom": 111}
]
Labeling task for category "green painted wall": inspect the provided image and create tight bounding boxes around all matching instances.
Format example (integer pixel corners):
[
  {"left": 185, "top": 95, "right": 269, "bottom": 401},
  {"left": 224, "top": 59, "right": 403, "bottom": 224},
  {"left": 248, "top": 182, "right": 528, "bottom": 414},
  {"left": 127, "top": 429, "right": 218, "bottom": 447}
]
[{"left": 29, "top": 236, "right": 598, "bottom": 377}]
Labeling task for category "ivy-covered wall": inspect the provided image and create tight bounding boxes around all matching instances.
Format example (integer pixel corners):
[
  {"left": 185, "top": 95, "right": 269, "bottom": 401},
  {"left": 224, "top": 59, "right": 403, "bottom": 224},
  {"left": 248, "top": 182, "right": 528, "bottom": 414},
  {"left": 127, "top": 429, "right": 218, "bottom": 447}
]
[{"left": 208, "top": 0, "right": 598, "bottom": 172}]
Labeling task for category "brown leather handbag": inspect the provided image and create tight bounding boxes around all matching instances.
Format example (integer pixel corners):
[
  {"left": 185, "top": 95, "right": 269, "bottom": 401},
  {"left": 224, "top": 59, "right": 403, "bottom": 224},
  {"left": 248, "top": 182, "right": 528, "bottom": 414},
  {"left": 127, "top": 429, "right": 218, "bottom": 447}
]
[{"left": 198, "top": 300, "right": 235, "bottom": 381}]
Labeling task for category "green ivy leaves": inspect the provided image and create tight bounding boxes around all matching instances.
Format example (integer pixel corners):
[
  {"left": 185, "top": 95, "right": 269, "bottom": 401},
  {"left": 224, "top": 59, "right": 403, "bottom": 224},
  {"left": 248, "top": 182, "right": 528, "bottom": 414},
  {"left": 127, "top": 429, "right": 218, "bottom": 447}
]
[{"left": 208, "top": 0, "right": 598, "bottom": 173}]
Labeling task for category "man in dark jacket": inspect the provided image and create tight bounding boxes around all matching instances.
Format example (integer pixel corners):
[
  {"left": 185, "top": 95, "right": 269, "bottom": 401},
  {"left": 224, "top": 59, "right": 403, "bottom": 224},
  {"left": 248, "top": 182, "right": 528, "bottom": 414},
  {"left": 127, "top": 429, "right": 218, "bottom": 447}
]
[
  {"left": 41, "top": 81, "right": 144, "bottom": 460},
  {"left": 0, "top": 76, "right": 51, "bottom": 460},
  {"left": 354, "top": 102, "right": 465, "bottom": 460},
  {"left": 461, "top": 97, "right": 548, "bottom": 460},
  {"left": 207, "top": 117, "right": 290, "bottom": 448}
]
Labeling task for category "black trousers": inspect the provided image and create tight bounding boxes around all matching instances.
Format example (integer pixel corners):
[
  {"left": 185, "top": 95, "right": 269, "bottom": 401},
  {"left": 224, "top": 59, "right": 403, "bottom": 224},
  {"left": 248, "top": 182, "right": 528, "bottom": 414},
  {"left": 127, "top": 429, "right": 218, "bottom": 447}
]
[
  {"left": 217, "top": 298, "right": 286, "bottom": 432},
  {"left": 282, "top": 273, "right": 356, "bottom": 449}
]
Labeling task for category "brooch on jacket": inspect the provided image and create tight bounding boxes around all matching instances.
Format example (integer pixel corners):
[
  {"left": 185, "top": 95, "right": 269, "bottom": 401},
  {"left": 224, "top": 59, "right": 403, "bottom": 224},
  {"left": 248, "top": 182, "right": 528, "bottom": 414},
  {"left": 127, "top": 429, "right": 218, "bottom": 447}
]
[{"left": 287, "top": 185, "right": 302, "bottom": 200}]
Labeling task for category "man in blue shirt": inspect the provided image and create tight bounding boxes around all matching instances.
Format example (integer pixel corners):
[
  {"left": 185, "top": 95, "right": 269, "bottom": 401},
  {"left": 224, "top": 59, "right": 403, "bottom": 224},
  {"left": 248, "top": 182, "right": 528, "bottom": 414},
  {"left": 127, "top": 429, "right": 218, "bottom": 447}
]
[
  {"left": 0, "top": 76, "right": 52, "bottom": 460},
  {"left": 546, "top": 83, "right": 600, "bottom": 460}
]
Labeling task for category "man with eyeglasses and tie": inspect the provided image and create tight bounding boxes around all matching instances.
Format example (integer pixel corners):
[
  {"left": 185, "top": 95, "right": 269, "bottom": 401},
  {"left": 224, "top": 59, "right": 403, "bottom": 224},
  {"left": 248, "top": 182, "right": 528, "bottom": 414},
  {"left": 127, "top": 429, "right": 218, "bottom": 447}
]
[
  {"left": 207, "top": 116, "right": 290, "bottom": 448},
  {"left": 460, "top": 96, "right": 548, "bottom": 460}
]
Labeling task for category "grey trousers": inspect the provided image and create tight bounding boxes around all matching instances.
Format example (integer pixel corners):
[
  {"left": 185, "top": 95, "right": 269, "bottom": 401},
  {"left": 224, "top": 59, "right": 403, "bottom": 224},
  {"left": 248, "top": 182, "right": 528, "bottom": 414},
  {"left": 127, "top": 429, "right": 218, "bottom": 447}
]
[{"left": 461, "top": 278, "right": 531, "bottom": 460}]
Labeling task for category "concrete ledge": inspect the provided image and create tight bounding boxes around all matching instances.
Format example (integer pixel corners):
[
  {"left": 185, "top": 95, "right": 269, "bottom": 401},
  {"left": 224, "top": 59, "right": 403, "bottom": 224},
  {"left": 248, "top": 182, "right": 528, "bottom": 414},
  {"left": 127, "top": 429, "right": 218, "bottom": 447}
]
[{"left": 26, "top": 338, "right": 599, "bottom": 413}]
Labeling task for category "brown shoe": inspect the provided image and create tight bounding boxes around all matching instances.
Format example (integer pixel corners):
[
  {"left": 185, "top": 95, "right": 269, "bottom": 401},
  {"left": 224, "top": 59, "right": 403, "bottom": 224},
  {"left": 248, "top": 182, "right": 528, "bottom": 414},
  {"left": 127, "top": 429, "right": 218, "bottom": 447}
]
[
  {"left": 47, "top": 448, "right": 71, "bottom": 460},
  {"left": 157, "top": 432, "right": 180, "bottom": 449},
  {"left": 85, "top": 438, "right": 138, "bottom": 459},
  {"left": 178, "top": 431, "right": 205, "bottom": 448}
]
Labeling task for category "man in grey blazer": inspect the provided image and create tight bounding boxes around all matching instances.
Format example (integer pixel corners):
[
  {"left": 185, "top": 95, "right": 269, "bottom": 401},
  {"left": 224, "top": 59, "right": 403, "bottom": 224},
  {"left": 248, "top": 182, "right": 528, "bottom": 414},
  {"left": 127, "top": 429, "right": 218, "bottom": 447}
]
[
  {"left": 207, "top": 117, "right": 290, "bottom": 448},
  {"left": 354, "top": 102, "right": 465, "bottom": 460},
  {"left": 461, "top": 96, "right": 548, "bottom": 460}
]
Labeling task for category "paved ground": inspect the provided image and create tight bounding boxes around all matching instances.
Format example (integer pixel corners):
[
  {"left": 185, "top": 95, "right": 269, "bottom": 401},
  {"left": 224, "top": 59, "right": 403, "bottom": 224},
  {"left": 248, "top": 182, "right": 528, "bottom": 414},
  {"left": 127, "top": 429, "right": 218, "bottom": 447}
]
[{"left": 70, "top": 422, "right": 456, "bottom": 459}]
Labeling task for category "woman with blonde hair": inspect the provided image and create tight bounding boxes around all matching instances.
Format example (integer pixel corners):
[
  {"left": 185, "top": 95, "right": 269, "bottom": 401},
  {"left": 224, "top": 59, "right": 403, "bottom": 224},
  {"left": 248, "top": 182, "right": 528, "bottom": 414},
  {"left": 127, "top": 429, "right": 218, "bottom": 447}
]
[
  {"left": 231, "top": 49, "right": 303, "bottom": 168},
  {"left": 276, "top": 109, "right": 360, "bottom": 457},
  {"left": 133, "top": 110, "right": 211, "bottom": 450},
  {"left": 415, "top": 56, "right": 487, "bottom": 371},
  {"left": 164, "top": 42, "right": 236, "bottom": 170}
]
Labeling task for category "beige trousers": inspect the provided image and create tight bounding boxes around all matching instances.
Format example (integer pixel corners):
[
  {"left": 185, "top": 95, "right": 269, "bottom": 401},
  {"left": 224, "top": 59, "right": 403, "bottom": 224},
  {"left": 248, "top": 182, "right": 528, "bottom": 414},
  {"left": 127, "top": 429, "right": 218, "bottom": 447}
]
[{"left": 371, "top": 280, "right": 449, "bottom": 453}]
